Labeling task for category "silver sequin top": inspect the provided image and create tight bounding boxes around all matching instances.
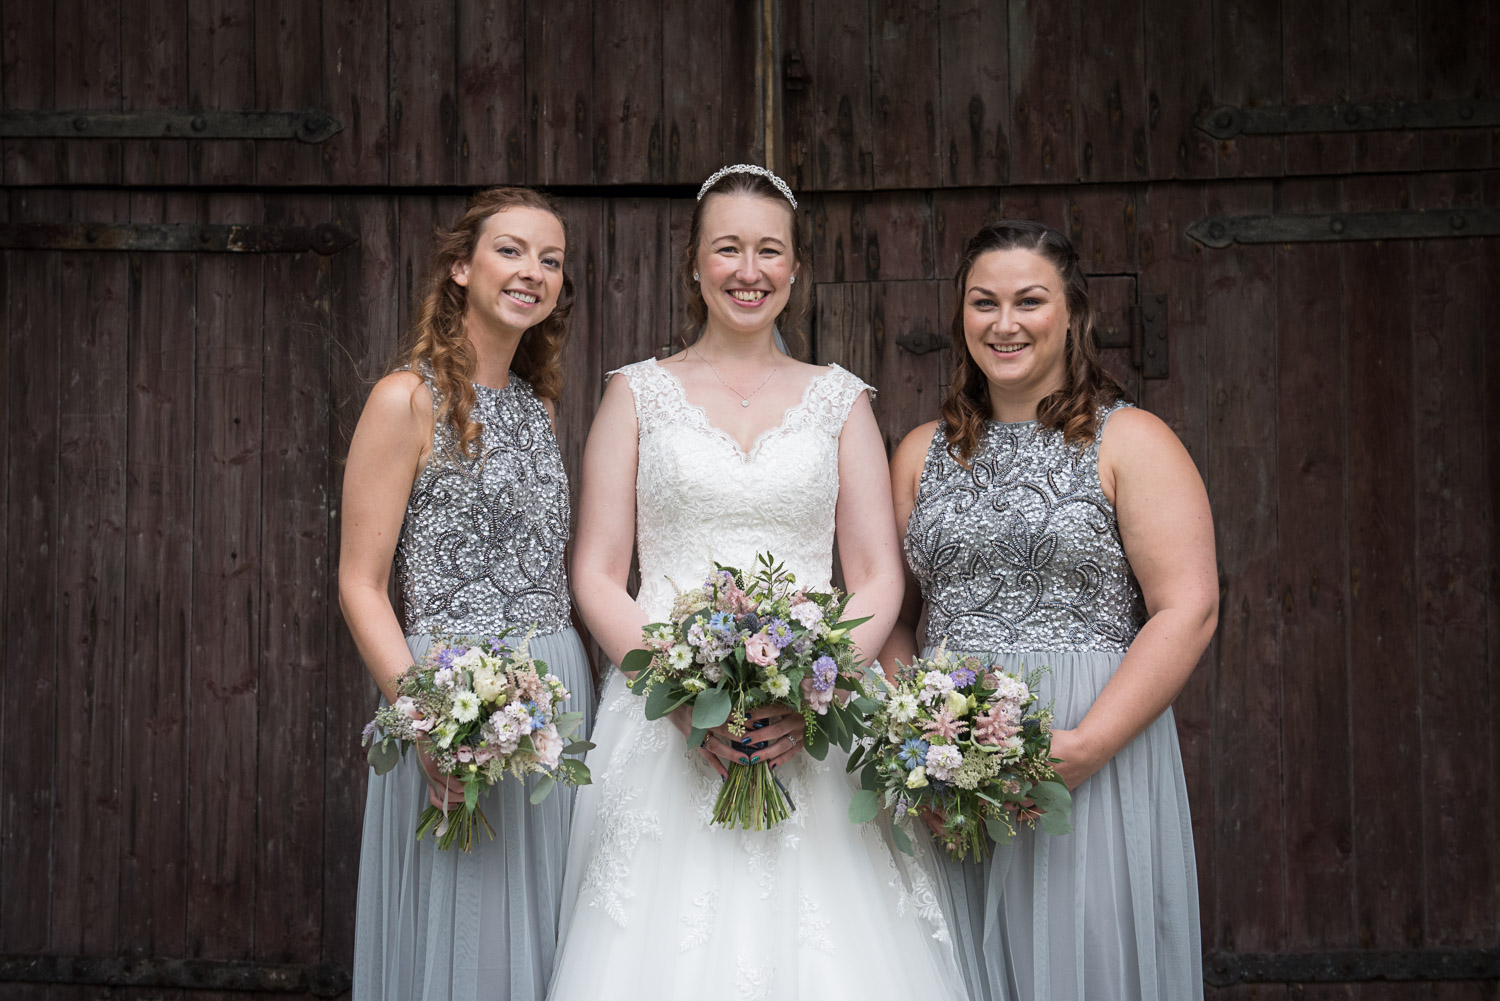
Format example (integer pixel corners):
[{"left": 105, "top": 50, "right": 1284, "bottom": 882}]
[
  {"left": 394, "top": 370, "right": 572, "bottom": 637},
  {"left": 904, "top": 405, "right": 1146, "bottom": 653}
]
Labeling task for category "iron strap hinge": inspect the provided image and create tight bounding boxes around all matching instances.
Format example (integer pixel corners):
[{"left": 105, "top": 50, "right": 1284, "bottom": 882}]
[
  {"left": 0, "top": 110, "right": 343, "bottom": 143},
  {"left": 1196, "top": 99, "right": 1500, "bottom": 139},
  {"left": 0, "top": 222, "right": 358, "bottom": 255},
  {"left": 1188, "top": 208, "right": 1500, "bottom": 248},
  {"left": 1205, "top": 948, "right": 1500, "bottom": 985}
]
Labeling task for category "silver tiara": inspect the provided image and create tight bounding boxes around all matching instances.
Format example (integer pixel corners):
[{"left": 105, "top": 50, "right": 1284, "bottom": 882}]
[{"left": 696, "top": 164, "right": 798, "bottom": 209}]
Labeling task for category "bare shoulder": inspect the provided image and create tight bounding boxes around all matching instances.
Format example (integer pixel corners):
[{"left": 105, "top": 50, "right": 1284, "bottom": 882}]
[
  {"left": 1099, "top": 405, "right": 1188, "bottom": 464},
  {"left": 362, "top": 370, "right": 434, "bottom": 430},
  {"left": 894, "top": 420, "right": 941, "bottom": 473},
  {"left": 1099, "top": 405, "right": 1203, "bottom": 503}
]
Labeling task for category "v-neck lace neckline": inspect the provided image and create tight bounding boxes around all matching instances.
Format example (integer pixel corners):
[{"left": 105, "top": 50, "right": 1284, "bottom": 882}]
[{"left": 649, "top": 358, "right": 842, "bottom": 461}]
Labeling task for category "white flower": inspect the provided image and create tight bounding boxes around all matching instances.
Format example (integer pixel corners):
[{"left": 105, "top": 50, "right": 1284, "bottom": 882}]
[
  {"left": 890, "top": 693, "right": 919, "bottom": 723},
  {"left": 999, "top": 734, "right": 1024, "bottom": 761},
  {"left": 683, "top": 677, "right": 708, "bottom": 693},
  {"left": 490, "top": 715, "right": 521, "bottom": 753},
  {"left": 994, "top": 675, "right": 1029, "bottom": 703},
  {"left": 472, "top": 667, "right": 504, "bottom": 702},
  {"left": 790, "top": 602, "right": 823, "bottom": 628},
  {"left": 701, "top": 660, "right": 725, "bottom": 681},
  {"left": 925, "top": 744, "right": 963, "bottom": 781},
  {"left": 451, "top": 647, "right": 484, "bottom": 671},
  {"left": 766, "top": 674, "right": 791, "bottom": 698},
  {"left": 946, "top": 690, "right": 971, "bottom": 718},
  {"left": 503, "top": 701, "right": 534, "bottom": 735},
  {"left": 919, "top": 670, "right": 954, "bottom": 705},
  {"left": 533, "top": 725, "right": 564, "bottom": 769},
  {"left": 667, "top": 645, "right": 694, "bottom": 672},
  {"left": 433, "top": 721, "right": 458, "bottom": 748},
  {"left": 451, "top": 690, "right": 481, "bottom": 723},
  {"left": 433, "top": 667, "right": 457, "bottom": 689},
  {"left": 905, "top": 766, "right": 929, "bottom": 789}
]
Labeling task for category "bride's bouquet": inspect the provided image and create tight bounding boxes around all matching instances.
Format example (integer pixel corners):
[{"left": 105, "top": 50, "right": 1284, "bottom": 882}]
[
  {"left": 363, "top": 632, "right": 593, "bottom": 852},
  {"left": 624, "top": 553, "right": 875, "bottom": 830},
  {"left": 847, "top": 646, "right": 1072, "bottom": 861}
]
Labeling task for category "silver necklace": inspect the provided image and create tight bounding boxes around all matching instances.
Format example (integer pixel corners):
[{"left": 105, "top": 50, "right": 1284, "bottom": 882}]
[{"left": 693, "top": 345, "right": 777, "bottom": 407}]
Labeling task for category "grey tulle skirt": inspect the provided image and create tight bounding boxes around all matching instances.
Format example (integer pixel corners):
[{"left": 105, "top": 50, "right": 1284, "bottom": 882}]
[
  {"left": 926, "top": 646, "right": 1202, "bottom": 1001},
  {"left": 352, "top": 628, "right": 595, "bottom": 1001}
]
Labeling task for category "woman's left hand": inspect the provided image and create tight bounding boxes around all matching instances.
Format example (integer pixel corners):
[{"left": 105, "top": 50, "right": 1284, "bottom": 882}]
[
  {"left": 1046, "top": 728, "right": 1102, "bottom": 791},
  {"left": 725, "top": 704, "right": 806, "bottom": 769}
]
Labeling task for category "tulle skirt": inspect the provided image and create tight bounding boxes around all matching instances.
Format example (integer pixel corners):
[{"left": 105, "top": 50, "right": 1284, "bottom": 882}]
[
  {"left": 352, "top": 628, "right": 595, "bottom": 1001},
  {"left": 928, "top": 646, "right": 1202, "bottom": 1001},
  {"left": 545, "top": 667, "right": 968, "bottom": 1000}
]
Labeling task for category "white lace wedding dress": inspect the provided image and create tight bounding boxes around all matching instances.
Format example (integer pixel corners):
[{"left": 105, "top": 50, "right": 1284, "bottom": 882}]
[{"left": 547, "top": 359, "right": 966, "bottom": 1000}]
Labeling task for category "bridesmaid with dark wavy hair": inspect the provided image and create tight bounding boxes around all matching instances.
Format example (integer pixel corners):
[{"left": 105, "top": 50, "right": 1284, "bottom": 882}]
[
  {"left": 340, "top": 187, "right": 594, "bottom": 1001},
  {"left": 880, "top": 219, "right": 1217, "bottom": 1001}
]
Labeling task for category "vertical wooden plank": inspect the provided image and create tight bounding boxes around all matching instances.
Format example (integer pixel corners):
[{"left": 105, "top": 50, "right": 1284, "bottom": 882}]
[
  {"left": 1142, "top": 0, "right": 1215, "bottom": 178},
  {"left": 1088, "top": 274, "right": 1140, "bottom": 403},
  {"left": 55, "top": 0, "right": 124, "bottom": 184},
  {"left": 778, "top": 0, "right": 816, "bottom": 190},
  {"left": 1, "top": 0, "right": 56, "bottom": 184},
  {"left": 931, "top": 188, "right": 1007, "bottom": 281},
  {"left": 322, "top": 0, "right": 390, "bottom": 184},
  {"left": 119, "top": 191, "right": 196, "bottom": 1001},
  {"left": 389, "top": 0, "right": 457, "bottom": 186},
  {"left": 936, "top": 0, "right": 1010, "bottom": 187},
  {"left": 810, "top": 192, "right": 935, "bottom": 285},
  {"left": 721, "top": 0, "right": 762, "bottom": 171},
  {"left": 1348, "top": 0, "right": 1421, "bottom": 173},
  {"left": 323, "top": 193, "right": 399, "bottom": 970},
  {"left": 1066, "top": 185, "right": 1140, "bottom": 273},
  {"left": 813, "top": 282, "right": 874, "bottom": 388},
  {"left": 49, "top": 191, "right": 130, "bottom": 987},
  {"left": 1342, "top": 174, "right": 1422, "bottom": 954},
  {"left": 455, "top": 0, "right": 526, "bottom": 184},
  {"left": 870, "top": 0, "right": 941, "bottom": 189},
  {"left": 662, "top": 1, "right": 721, "bottom": 185},
  {"left": 120, "top": 0, "right": 190, "bottom": 185},
  {"left": 1076, "top": 0, "right": 1147, "bottom": 182},
  {"left": 188, "top": 0, "right": 257, "bottom": 184},
  {"left": 1419, "top": 0, "right": 1491, "bottom": 171},
  {"left": 1485, "top": 170, "right": 1500, "bottom": 973},
  {"left": 526, "top": 0, "right": 593, "bottom": 184},
  {"left": 600, "top": 199, "right": 672, "bottom": 371},
  {"left": 1211, "top": 0, "right": 1283, "bottom": 177},
  {"left": 555, "top": 197, "right": 605, "bottom": 517},
  {"left": 1280, "top": 0, "right": 1352, "bottom": 175},
  {"left": 0, "top": 191, "right": 64, "bottom": 986},
  {"left": 593, "top": 0, "right": 663, "bottom": 184},
  {"left": 1136, "top": 181, "right": 1215, "bottom": 939},
  {"left": 1273, "top": 177, "right": 1355, "bottom": 951},
  {"left": 809, "top": 0, "right": 872, "bottom": 190},
  {"left": 1009, "top": 0, "right": 1079, "bottom": 183},
  {"left": 396, "top": 194, "right": 442, "bottom": 343},
  {"left": 1203, "top": 181, "right": 1284, "bottom": 954},
  {"left": 256, "top": 0, "right": 324, "bottom": 184},
  {"left": 256, "top": 194, "right": 333, "bottom": 963},
  {"left": 185, "top": 193, "right": 263, "bottom": 964},
  {"left": 666, "top": 196, "right": 695, "bottom": 353},
  {"left": 1410, "top": 171, "right": 1493, "bottom": 949}
]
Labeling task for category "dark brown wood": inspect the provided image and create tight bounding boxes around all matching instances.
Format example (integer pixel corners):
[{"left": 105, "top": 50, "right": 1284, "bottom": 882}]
[
  {"left": 555, "top": 197, "right": 605, "bottom": 516},
  {"left": 1076, "top": 0, "right": 1147, "bottom": 182},
  {"left": 526, "top": 0, "right": 594, "bottom": 185},
  {"left": 1273, "top": 177, "right": 1355, "bottom": 950},
  {"left": 809, "top": 192, "right": 935, "bottom": 285},
  {"left": 1342, "top": 174, "right": 1423, "bottom": 954},
  {"left": 1088, "top": 274, "right": 1139, "bottom": 402},
  {"left": 593, "top": 1, "right": 663, "bottom": 183},
  {"left": 119, "top": 0, "right": 190, "bottom": 186},
  {"left": 322, "top": 0, "right": 391, "bottom": 184},
  {"left": 936, "top": 0, "right": 1010, "bottom": 187},
  {"left": 777, "top": 0, "right": 816, "bottom": 190},
  {"left": 1280, "top": 0, "right": 1352, "bottom": 176},
  {"left": 1008, "top": 0, "right": 1079, "bottom": 184},
  {"left": 54, "top": 0, "right": 123, "bottom": 184},
  {"left": 187, "top": 0, "right": 256, "bottom": 184},
  {"left": 255, "top": 0, "right": 325, "bottom": 184},
  {"left": 931, "top": 188, "right": 1006, "bottom": 282},
  {"left": 256, "top": 194, "right": 333, "bottom": 962},
  {"left": 389, "top": 0, "right": 457, "bottom": 186},
  {"left": 1142, "top": 0, "right": 1215, "bottom": 179},
  {"left": 1486, "top": 170, "right": 1500, "bottom": 975},
  {"left": 1418, "top": 0, "right": 1491, "bottom": 172},
  {"left": 1347, "top": 0, "right": 1422, "bottom": 173},
  {"left": 808, "top": 0, "right": 872, "bottom": 189},
  {"left": 661, "top": 1, "right": 720, "bottom": 185},
  {"left": 1067, "top": 185, "right": 1140, "bottom": 272},
  {"left": 1203, "top": 181, "right": 1284, "bottom": 953},
  {"left": 0, "top": 0, "right": 56, "bottom": 185},
  {"left": 870, "top": 0, "right": 941, "bottom": 189},
  {"left": 1211, "top": 0, "right": 1283, "bottom": 178},
  {"left": 455, "top": 0, "right": 527, "bottom": 184},
  {"left": 1410, "top": 171, "right": 1493, "bottom": 948},
  {"left": 185, "top": 194, "right": 263, "bottom": 964},
  {"left": 600, "top": 199, "right": 672, "bottom": 371},
  {"left": 720, "top": 0, "right": 762, "bottom": 172}
]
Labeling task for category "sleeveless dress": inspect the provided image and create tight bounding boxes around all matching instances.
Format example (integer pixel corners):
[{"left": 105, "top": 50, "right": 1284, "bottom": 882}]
[
  {"left": 352, "top": 372, "right": 595, "bottom": 1001},
  {"left": 904, "top": 409, "right": 1202, "bottom": 1001},
  {"left": 546, "top": 359, "right": 966, "bottom": 1001}
]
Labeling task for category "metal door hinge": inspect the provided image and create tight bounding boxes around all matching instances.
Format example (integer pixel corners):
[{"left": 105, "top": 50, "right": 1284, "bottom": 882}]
[
  {"left": 1196, "top": 99, "right": 1500, "bottom": 139},
  {"left": 0, "top": 109, "right": 343, "bottom": 143},
  {"left": 0, "top": 222, "right": 358, "bottom": 255},
  {"left": 1188, "top": 208, "right": 1500, "bottom": 248}
]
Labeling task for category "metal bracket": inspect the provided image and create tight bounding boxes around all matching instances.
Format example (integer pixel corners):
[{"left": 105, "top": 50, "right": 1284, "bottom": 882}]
[
  {"left": 0, "top": 222, "right": 358, "bottom": 255},
  {"left": 0, "top": 954, "right": 350, "bottom": 996},
  {"left": 1195, "top": 99, "right": 1500, "bottom": 139},
  {"left": 0, "top": 109, "right": 343, "bottom": 143},
  {"left": 896, "top": 325, "right": 947, "bottom": 356},
  {"left": 1135, "top": 290, "right": 1168, "bottom": 379},
  {"left": 1205, "top": 948, "right": 1500, "bottom": 986},
  {"left": 1188, "top": 208, "right": 1500, "bottom": 248}
]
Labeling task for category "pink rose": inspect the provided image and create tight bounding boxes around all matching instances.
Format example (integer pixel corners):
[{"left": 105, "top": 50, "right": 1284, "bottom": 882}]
[
  {"left": 745, "top": 633, "right": 779, "bottom": 667},
  {"left": 800, "top": 675, "right": 834, "bottom": 715},
  {"left": 532, "top": 726, "right": 563, "bottom": 769}
]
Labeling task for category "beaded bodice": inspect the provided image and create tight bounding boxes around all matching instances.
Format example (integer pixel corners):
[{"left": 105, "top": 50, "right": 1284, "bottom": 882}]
[
  {"left": 904, "top": 406, "right": 1146, "bottom": 653},
  {"left": 395, "top": 371, "right": 572, "bottom": 636},
  {"left": 611, "top": 358, "right": 873, "bottom": 621}
]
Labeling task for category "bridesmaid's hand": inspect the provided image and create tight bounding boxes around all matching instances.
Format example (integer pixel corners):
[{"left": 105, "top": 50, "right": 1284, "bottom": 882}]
[
  {"left": 417, "top": 747, "right": 466, "bottom": 811},
  {"left": 1046, "top": 728, "right": 1101, "bottom": 791}
]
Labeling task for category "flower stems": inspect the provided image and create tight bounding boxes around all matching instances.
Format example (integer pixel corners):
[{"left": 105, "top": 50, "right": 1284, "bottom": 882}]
[{"left": 712, "top": 762, "right": 793, "bottom": 830}]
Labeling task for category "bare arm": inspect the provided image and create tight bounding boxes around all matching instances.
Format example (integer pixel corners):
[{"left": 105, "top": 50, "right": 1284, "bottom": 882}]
[
  {"left": 337, "top": 371, "right": 432, "bottom": 705},
  {"left": 876, "top": 420, "right": 941, "bottom": 675},
  {"left": 1049, "top": 408, "right": 1219, "bottom": 789},
  {"left": 831, "top": 391, "right": 905, "bottom": 666}
]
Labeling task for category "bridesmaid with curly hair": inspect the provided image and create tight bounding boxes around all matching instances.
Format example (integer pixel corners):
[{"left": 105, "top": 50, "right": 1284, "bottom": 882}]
[
  {"left": 881, "top": 219, "right": 1217, "bottom": 1001},
  {"left": 341, "top": 187, "right": 593, "bottom": 1001}
]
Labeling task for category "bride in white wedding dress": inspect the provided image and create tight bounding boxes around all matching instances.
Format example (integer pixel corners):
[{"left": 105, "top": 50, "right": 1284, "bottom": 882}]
[{"left": 547, "top": 166, "right": 966, "bottom": 1001}]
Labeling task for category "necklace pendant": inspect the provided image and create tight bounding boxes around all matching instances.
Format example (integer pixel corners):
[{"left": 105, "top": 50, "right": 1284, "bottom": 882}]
[{"left": 741, "top": 399, "right": 750, "bottom": 407}]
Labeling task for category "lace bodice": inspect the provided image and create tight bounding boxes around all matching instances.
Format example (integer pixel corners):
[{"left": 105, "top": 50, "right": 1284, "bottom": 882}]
[
  {"left": 904, "top": 407, "right": 1147, "bottom": 653},
  {"left": 610, "top": 359, "right": 873, "bottom": 620},
  {"left": 394, "top": 370, "right": 572, "bottom": 637}
]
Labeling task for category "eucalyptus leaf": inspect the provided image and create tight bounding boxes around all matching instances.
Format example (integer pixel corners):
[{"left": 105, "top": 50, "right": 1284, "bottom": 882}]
[
  {"left": 562, "top": 740, "right": 596, "bottom": 755},
  {"left": 984, "top": 814, "right": 1013, "bottom": 842},
  {"left": 620, "top": 648, "right": 654, "bottom": 675},
  {"left": 860, "top": 760, "right": 881, "bottom": 793},
  {"left": 464, "top": 778, "right": 478, "bottom": 811},
  {"left": 643, "top": 682, "right": 679, "bottom": 720},
  {"left": 890, "top": 821, "right": 915, "bottom": 856},
  {"left": 692, "top": 687, "right": 732, "bottom": 729},
  {"left": 529, "top": 774, "right": 556, "bottom": 804},
  {"left": 849, "top": 789, "right": 880, "bottom": 824},
  {"left": 367, "top": 738, "right": 400, "bottom": 776},
  {"left": 805, "top": 725, "right": 830, "bottom": 761},
  {"left": 687, "top": 726, "right": 709, "bottom": 748}
]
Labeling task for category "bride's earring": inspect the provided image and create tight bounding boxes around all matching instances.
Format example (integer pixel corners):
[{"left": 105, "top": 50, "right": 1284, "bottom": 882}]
[
  {"left": 790, "top": 274, "right": 797, "bottom": 286},
  {"left": 693, "top": 272, "right": 699, "bottom": 282}
]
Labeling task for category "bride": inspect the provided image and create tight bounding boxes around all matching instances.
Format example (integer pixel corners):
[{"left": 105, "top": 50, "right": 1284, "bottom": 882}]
[{"left": 547, "top": 165, "right": 966, "bottom": 1000}]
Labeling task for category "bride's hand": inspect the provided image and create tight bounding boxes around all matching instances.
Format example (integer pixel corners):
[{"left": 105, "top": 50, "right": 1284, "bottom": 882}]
[
  {"left": 667, "top": 705, "right": 739, "bottom": 779},
  {"left": 730, "top": 704, "right": 806, "bottom": 769}
]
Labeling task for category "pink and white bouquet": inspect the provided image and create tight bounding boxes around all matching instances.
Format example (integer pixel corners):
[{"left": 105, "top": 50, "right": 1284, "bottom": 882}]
[
  {"left": 848, "top": 646, "right": 1071, "bottom": 861},
  {"left": 363, "top": 632, "right": 592, "bottom": 852},
  {"left": 624, "top": 553, "right": 876, "bottom": 830}
]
